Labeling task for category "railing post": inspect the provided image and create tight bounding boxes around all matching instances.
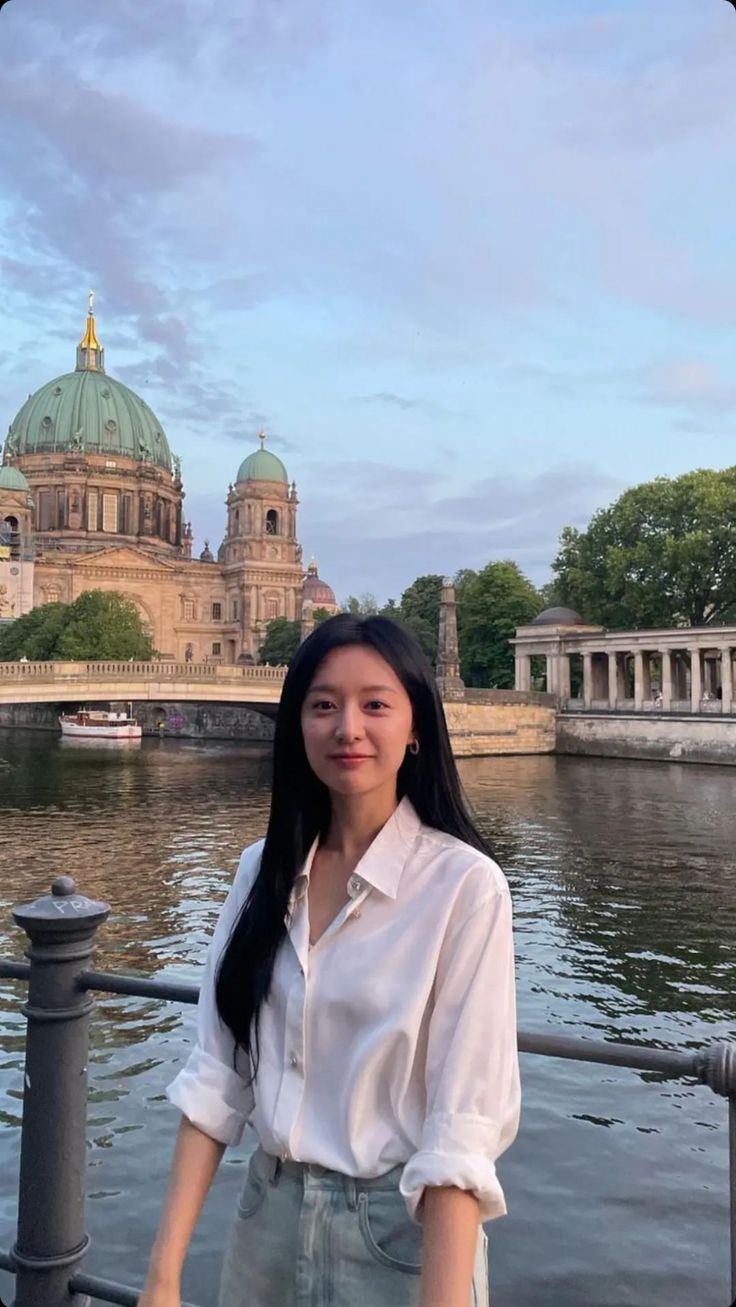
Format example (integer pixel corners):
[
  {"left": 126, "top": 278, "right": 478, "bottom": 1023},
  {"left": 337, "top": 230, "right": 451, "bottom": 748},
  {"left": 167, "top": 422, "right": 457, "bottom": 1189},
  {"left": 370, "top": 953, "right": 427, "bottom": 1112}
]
[
  {"left": 697, "top": 1043, "right": 736, "bottom": 1298},
  {"left": 10, "top": 876, "right": 110, "bottom": 1307}
]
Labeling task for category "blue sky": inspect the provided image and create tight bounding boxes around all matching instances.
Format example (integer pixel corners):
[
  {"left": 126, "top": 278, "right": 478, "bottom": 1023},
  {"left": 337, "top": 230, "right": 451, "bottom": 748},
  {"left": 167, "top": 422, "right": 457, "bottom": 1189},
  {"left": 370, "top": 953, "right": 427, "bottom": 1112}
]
[{"left": 1, "top": 0, "right": 735, "bottom": 602}]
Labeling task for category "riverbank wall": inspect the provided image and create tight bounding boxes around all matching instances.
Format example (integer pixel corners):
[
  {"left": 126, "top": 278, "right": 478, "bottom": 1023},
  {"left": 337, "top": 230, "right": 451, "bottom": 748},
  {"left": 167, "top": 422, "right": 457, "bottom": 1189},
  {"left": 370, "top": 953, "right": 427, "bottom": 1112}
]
[
  {"left": 0, "top": 693, "right": 558, "bottom": 756},
  {"left": 557, "top": 711, "right": 736, "bottom": 766}
]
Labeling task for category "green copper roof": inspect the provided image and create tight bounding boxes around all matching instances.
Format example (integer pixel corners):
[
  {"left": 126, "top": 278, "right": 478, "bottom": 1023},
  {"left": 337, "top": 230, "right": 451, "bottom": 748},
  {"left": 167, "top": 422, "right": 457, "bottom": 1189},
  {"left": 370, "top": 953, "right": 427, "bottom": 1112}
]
[
  {"left": 7, "top": 369, "right": 172, "bottom": 472},
  {"left": 0, "top": 463, "right": 30, "bottom": 491},
  {"left": 236, "top": 447, "right": 288, "bottom": 484}
]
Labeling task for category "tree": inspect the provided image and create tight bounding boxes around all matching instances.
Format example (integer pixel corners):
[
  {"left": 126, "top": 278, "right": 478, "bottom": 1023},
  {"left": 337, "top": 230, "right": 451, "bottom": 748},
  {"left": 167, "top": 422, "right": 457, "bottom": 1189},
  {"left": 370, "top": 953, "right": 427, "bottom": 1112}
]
[
  {"left": 457, "top": 561, "right": 540, "bottom": 688},
  {"left": 397, "top": 574, "right": 443, "bottom": 662},
  {"left": 0, "top": 591, "right": 154, "bottom": 661},
  {"left": 57, "top": 591, "right": 155, "bottom": 660},
  {"left": 552, "top": 468, "right": 736, "bottom": 629},
  {"left": 310, "top": 607, "right": 334, "bottom": 625},
  {"left": 259, "top": 618, "right": 301, "bottom": 665},
  {"left": 341, "top": 593, "right": 381, "bottom": 616}
]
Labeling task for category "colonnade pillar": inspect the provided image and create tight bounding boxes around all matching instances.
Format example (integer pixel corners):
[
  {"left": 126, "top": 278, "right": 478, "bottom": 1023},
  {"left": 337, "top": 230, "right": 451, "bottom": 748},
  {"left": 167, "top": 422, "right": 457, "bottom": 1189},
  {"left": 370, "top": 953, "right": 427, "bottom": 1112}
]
[
  {"left": 721, "top": 647, "right": 734, "bottom": 714},
  {"left": 661, "top": 649, "right": 673, "bottom": 710},
  {"left": 582, "top": 653, "right": 593, "bottom": 708},
  {"left": 515, "top": 654, "right": 532, "bottom": 692},
  {"left": 690, "top": 648, "right": 702, "bottom": 712}
]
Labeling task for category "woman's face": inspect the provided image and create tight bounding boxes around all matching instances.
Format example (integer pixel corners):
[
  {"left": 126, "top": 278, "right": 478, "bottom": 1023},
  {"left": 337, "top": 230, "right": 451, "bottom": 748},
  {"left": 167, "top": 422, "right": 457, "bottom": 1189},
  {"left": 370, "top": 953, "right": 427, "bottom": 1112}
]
[{"left": 301, "top": 645, "right": 415, "bottom": 799}]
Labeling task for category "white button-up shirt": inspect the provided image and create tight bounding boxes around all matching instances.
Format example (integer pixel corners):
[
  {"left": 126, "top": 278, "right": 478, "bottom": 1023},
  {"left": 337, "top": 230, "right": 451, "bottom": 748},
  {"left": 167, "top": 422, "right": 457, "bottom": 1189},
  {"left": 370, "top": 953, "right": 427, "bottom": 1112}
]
[{"left": 166, "top": 797, "right": 520, "bottom": 1222}]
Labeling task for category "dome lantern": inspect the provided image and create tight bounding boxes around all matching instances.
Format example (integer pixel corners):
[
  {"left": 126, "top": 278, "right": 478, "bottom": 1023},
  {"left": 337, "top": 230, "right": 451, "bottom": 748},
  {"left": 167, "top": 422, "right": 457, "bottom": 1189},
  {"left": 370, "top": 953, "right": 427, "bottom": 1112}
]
[{"left": 76, "top": 290, "right": 105, "bottom": 373}]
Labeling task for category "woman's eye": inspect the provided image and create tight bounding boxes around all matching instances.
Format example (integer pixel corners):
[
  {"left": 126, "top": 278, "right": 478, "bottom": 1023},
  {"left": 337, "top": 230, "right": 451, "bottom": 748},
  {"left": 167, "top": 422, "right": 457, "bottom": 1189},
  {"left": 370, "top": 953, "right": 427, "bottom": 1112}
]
[
  {"left": 366, "top": 700, "right": 388, "bottom": 711},
  {"left": 312, "top": 700, "right": 334, "bottom": 711}
]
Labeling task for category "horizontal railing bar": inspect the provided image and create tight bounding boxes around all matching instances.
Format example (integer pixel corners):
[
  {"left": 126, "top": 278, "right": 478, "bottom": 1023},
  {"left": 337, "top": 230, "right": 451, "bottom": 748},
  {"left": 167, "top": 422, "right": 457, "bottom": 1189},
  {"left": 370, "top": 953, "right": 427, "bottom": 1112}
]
[
  {"left": 79, "top": 969, "right": 198, "bottom": 1004},
  {"left": 518, "top": 1030, "right": 697, "bottom": 1077},
  {"left": 0, "top": 1251, "right": 201, "bottom": 1307},
  {"left": 0, "top": 954, "right": 728, "bottom": 1081},
  {"left": 70, "top": 1267, "right": 201, "bottom": 1307},
  {"left": 0, "top": 959, "right": 30, "bottom": 981}
]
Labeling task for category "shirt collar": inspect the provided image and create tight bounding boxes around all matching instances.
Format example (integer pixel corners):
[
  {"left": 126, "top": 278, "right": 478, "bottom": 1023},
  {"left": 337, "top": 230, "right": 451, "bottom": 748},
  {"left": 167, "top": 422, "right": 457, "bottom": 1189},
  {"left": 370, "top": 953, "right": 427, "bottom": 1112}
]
[{"left": 290, "top": 795, "right": 422, "bottom": 906}]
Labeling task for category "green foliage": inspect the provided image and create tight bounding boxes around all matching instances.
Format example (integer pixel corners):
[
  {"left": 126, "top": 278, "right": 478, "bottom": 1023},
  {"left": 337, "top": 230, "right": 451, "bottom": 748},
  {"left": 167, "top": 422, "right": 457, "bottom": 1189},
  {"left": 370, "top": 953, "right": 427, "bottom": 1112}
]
[
  {"left": 457, "top": 561, "right": 540, "bottom": 688},
  {"left": 259, "top": 618, "right": 302, "bottom": 665},
  {"left": 310, "top": 607, "right": 334, "bottom": 625},
  {"left": 397, "top": 574, "right": 443, "bottom": 661},
  {"left": 552, "top": 468, "right": 736, "bottom": 628},
  {"left": 0, "top": 591, "right": 154, "bottom": 661},
  {"left": 341, "top": 593, "right": 381, "bottom": 616},
  {"left": 57, "top": 592, "right": 155, "bottom": 660}
]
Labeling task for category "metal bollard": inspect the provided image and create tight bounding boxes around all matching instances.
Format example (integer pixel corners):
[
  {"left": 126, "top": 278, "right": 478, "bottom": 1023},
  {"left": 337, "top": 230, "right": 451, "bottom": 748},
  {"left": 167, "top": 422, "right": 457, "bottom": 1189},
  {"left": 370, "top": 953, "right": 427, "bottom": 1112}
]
[
  {"left": 697, "top": 1043, "right": 736, "bottom": 1299},
  {"left": 10, "top": 876, "right": 109, "bottom": 1307}
]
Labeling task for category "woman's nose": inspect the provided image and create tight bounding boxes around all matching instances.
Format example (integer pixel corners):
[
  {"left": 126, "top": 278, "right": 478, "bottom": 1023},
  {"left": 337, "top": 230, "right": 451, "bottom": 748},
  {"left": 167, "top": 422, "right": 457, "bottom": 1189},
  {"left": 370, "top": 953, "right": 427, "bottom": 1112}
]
[{"left": 336, "top": 707, "right": 362, "bottom": 740}]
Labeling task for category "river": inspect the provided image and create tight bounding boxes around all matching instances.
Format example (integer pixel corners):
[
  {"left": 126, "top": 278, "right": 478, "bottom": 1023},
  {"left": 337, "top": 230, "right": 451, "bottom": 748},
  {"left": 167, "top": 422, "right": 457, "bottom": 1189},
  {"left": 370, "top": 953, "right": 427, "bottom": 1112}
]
[{"left": 0, "top": 731, "right": 733, "bottom": 1307}]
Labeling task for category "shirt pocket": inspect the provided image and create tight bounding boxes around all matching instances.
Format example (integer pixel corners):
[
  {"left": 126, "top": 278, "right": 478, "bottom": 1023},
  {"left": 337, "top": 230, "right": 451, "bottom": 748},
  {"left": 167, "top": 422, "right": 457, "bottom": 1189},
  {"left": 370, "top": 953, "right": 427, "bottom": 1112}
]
[{"left": 357, "top": 1189, "right": 422, "bottom": 1273}]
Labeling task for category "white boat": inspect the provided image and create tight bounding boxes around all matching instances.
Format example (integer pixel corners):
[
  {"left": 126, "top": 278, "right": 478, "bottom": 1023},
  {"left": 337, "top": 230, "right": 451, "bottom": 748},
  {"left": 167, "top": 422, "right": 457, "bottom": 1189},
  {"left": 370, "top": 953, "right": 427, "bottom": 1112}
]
[{"left": 59, "top": 704, "right": 142, "bottom": 740}]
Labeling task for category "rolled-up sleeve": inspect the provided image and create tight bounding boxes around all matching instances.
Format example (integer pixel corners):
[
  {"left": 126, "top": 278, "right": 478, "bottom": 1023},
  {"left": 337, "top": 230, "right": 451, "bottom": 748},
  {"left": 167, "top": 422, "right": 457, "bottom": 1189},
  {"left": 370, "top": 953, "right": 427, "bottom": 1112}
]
[
  {"left": 165, "top": 842, "right": 263, "bottom": 1146},
  {"left": 400, "top": 883, "right": 520, "bottom": 1224}
]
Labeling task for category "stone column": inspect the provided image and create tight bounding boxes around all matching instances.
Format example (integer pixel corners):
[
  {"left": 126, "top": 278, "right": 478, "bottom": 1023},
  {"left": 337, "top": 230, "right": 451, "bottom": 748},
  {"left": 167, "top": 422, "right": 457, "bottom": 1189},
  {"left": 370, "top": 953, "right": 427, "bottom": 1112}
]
[
  {"left": 608, "top": 652, "right": 619, "bottom": 710},
  {"left": 545, "top": 654, "right": 555, "bottom": 695},
  {"left": 690, "top": 648, "right": 702, "bottom": 712},
  {"left": 634, "top": 651, "right": 645, "bottom": 710},
  {"left": 661, "top": 649, "right": 673, "bottom": 710},
  {"left": 721, "top": 647, "right": 733, "bottom": 714},
  {"left": 558, "top": 654, "right": 571, "bottom": 703},
  {"left": 582, "top": 652, "right": 593, "bottom": 709},
  {"left": 515, "top": 654, "right": 532, "bottom": 692},
  {"left": 435, "top": 578, "right": 465, "bottom": 700}
]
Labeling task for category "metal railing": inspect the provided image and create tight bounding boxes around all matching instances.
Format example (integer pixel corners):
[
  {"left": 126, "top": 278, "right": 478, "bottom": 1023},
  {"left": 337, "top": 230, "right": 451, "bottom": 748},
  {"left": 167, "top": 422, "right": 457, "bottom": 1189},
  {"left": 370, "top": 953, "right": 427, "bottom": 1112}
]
[{"left": 0, "top": 877, "right": 734, "bottom": 1306}]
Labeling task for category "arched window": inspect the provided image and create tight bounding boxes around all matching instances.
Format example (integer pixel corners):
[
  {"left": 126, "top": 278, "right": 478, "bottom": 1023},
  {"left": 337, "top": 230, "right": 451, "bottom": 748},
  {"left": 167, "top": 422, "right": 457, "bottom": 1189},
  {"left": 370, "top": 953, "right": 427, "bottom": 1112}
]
[
  {"left": 266, "top": 596, "right": 280, "bottom": 619},
  {"left": 265, "top": 509, "right": 279, "bottom": 536},
  {"left": 2, "top": 516, "right": 20, "bottom": 560}
]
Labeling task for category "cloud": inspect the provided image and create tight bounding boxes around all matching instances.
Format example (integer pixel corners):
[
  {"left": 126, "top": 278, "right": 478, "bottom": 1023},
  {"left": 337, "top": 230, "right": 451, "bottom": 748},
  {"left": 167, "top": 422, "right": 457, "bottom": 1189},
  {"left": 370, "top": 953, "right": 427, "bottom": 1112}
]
[
  {"left": 636, "top": 359, "right": 736, "bottom": 416},
  {"left": 294, "top": 458, "right": 623, "bottom": 600},
  {"left": 360, "top": 392, "right": 421, "bottom": 411}
]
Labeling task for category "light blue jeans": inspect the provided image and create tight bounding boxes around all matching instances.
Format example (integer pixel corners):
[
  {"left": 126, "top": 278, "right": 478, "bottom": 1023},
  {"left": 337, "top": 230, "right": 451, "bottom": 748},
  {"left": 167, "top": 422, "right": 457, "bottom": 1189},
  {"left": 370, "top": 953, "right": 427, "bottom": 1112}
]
[{"left": 218, "top": 1144, "right": 490, "bottom": 1307}]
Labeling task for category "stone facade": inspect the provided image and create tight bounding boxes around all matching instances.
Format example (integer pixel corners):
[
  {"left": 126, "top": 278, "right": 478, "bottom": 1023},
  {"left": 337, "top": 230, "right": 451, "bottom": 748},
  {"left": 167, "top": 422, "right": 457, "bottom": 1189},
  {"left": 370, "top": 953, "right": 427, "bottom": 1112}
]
[{"left": 0, "top": 306, "right": 336, "bottom": 662}]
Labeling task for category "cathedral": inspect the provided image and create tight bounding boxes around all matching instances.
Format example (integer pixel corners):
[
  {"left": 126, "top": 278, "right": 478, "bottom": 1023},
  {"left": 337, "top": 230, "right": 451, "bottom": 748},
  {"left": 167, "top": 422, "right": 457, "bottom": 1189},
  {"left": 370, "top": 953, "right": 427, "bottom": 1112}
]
[{"left": 0, "top": 299, "right": 337, "bottom": 661}]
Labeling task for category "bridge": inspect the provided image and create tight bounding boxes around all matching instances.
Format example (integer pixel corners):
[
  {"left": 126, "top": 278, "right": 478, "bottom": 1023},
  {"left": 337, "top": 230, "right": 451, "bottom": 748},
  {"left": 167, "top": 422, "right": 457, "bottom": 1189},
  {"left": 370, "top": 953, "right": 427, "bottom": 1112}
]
[{"left": 0, "top": 659, "right": 287, "bottom": 712}]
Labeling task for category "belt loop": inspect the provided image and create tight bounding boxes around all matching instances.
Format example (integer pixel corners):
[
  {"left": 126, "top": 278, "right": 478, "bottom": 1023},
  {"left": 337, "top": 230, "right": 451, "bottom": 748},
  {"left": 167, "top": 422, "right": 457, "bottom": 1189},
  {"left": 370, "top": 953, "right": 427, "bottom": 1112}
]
[{"left": 343, "top": 1175, "right": 358, "bottom": 1212}]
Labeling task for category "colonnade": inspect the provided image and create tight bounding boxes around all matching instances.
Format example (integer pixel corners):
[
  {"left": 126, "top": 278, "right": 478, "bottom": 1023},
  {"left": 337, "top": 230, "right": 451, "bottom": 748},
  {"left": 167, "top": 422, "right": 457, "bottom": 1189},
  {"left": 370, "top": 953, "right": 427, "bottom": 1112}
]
[{"left": 514, "top": 642, "right": 736, "bottom": 713}]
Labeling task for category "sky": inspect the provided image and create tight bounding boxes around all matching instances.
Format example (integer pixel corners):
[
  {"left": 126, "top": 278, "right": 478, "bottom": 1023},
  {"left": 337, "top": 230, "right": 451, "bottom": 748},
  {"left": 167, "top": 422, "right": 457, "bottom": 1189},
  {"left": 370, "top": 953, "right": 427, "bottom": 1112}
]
[{"left": 1, "top": 0, "right": 735, "bottom": 604}]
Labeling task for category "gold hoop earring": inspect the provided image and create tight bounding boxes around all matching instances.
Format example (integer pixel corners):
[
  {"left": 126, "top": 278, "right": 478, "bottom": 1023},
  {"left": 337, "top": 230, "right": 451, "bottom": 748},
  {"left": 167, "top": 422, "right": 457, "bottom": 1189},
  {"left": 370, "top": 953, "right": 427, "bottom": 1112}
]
[{"left": 408, "top": 739, "right": 419, "bottom": 755}]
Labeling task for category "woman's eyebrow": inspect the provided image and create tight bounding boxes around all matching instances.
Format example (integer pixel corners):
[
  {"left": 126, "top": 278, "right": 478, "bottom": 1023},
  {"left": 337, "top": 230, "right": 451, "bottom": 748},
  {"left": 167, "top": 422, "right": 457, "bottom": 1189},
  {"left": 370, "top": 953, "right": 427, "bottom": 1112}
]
[{"left": 306, "top": 683, "right": 398, "bottom": 694}]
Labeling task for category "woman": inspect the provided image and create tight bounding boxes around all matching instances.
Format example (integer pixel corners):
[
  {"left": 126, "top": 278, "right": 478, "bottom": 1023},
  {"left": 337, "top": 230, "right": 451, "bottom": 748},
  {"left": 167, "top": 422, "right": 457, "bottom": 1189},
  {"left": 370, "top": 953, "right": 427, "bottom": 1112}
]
[{"left": 140, "top": 615, "right": 520, "bottom": 1307}]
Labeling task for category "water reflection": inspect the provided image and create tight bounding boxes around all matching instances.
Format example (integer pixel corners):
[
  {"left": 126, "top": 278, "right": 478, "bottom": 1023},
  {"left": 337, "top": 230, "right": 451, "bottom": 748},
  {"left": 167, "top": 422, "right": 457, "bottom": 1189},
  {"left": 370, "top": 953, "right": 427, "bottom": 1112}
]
[{"left": 0, "top": 736, "right": 733, "bottom": 1306}]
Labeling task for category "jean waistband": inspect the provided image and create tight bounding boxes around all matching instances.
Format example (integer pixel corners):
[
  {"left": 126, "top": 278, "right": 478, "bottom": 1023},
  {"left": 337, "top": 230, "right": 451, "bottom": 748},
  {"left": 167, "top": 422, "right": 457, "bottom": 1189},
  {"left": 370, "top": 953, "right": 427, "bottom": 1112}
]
[{"left": 255, "top": 1144, "right": 405, "bottom": 1192}]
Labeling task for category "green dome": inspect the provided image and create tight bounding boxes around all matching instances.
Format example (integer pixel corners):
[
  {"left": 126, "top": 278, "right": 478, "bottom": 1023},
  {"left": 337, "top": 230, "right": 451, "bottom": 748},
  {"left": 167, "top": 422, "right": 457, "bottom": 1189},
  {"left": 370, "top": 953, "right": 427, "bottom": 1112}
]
[
  {"left": 0, "top": 463, "right": 30, "bottom": 491},
  {"left": 7, "top": 369, "right": 172, "bottom": 472},
  {"left": 236, "top": 446, "right": 288, "bottom": 484}
]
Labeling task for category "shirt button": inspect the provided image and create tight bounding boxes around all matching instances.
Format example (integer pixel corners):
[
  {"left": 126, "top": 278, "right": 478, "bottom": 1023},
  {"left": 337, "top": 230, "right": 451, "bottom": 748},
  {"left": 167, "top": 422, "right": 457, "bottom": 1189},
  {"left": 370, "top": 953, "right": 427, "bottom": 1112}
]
[
  {"left": 348, "top": 875, "right": 363, "bottom": 896},
  {"left": 288, "top": 1051, "right": 300, "bottom": 1069},
  {"left": 352, "top": 910, "right": 362, "bottom": 920},
  {"left": 280, "top": 1149, "right": 290, "bottom": 1162}
]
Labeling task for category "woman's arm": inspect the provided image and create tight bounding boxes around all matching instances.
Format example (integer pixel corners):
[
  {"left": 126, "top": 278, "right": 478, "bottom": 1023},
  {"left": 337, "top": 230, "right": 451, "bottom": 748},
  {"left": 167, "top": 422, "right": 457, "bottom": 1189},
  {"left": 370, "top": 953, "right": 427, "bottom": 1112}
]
[
  {"left": 139, "top": 1116, "right": 225, "bottom": 1301},
  {"left": 419, "top": 1185, "right": 481, "bottom": 1307}
]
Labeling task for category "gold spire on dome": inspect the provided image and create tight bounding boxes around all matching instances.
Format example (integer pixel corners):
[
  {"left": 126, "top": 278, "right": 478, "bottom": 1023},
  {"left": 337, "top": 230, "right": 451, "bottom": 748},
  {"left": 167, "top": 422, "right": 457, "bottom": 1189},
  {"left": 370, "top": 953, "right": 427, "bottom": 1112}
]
[
  {"left": 258, "top": 429, "right": 267, "bottom": 448},
  {"left": 76, "top": 289, "right": 105, "bottom": 372}
]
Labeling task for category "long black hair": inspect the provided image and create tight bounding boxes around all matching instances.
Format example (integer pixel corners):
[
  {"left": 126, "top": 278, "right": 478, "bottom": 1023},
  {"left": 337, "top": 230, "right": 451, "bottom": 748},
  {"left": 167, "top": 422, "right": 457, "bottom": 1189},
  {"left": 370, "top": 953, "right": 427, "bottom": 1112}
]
[{"left": 215, "top": 613, "right": 488, "bottom": 1076}]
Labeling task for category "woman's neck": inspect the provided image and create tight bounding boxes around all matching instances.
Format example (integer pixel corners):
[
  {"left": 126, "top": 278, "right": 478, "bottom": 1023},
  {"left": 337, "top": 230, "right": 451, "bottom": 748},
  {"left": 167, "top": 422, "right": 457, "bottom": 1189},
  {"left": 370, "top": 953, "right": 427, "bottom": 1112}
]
[{"left": 323, "top": 786, "right": 399, "bottom": 861}]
